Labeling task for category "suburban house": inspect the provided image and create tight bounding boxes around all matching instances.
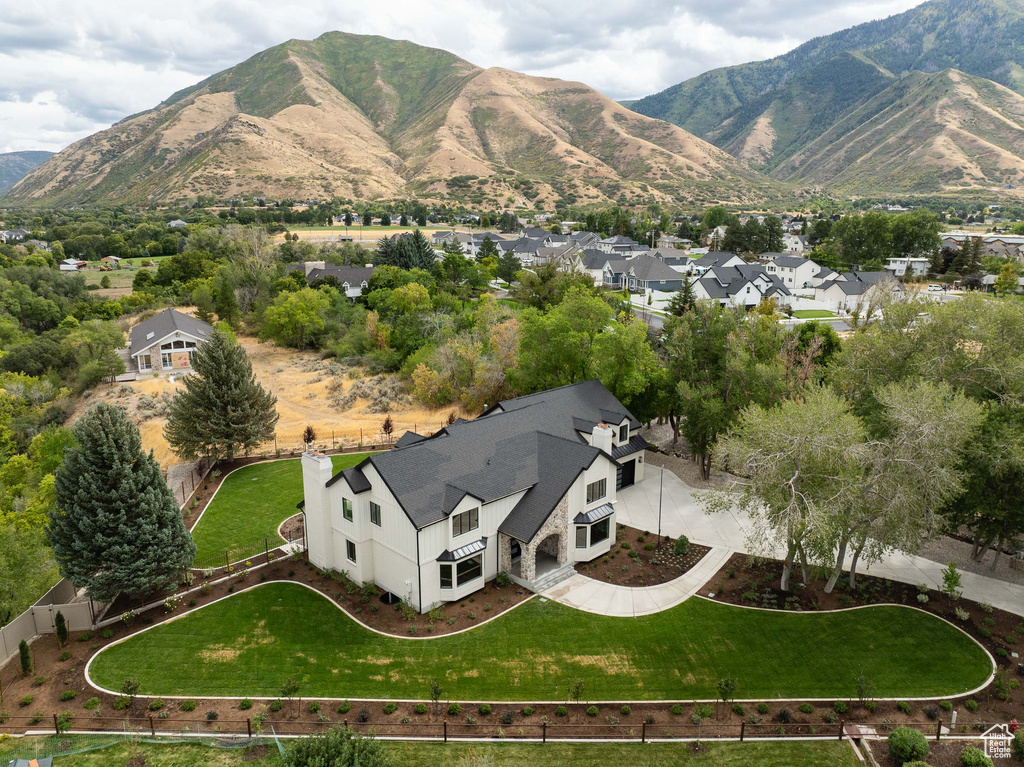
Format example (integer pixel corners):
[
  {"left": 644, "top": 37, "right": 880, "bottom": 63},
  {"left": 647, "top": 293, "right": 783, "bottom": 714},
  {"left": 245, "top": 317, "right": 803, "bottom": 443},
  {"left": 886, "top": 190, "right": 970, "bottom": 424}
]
[
  {"left": 763, "top": 254, "right": 821, "bottom": 289},
  {"left": 597, "top": 235, "right": 640, "bottom": 254},
  {"left": 941, "top": 232, "right": 1024, "bottom": 261},
  {"left": 657, "top": 234, "right": 691, "bottom": 249},
  {"left": 814, "top": 272, "right": 902, "bottom": 313},
  {"left": 690, "top": 251, "right": 745, "bottom": 275},
  {"left": 296, "top": 262, "right": 376, "bottom": 299},
  {"left": 300, "top": 380, "right": 647, "bottom": 610},
  {"left": 0, "top": 228, "right": 30, "bottom": 244},
  {"left": 167, "top": 219, "right": 188, "bottom": 229},
  {"left": 811, "top": 266, "right": 838, "bottom": 287},
  {"left": 693, "top": 264, "right": 791, "bottom": 308},
  {"left": 127, "top": 308, "right": 213, "bottom": 375},
  {"left": 884, "top": 257, "right": 931, "bottom": 277},
  {"left": 580, "top": 249, "right": 611, "bottom": 284},
  {"left": 601, "top": 258, "right": 633, "bottom": 289},
  {"left": 782, "top": 233, "right": 810, "bottom": 253},
  {"left": 650, "top": 248, "right": 694, "bottom": 273},
  {"left": 617, "top": 255, "right": 688, "bottom": 292},
  {"left": 569, "top": 231, "right": 601, "bottom": 250}
]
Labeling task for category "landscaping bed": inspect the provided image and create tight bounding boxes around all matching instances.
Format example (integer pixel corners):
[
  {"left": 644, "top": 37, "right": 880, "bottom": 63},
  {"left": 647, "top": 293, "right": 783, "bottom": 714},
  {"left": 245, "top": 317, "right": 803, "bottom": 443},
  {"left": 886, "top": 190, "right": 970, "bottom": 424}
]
[
  {"left": 576, "top": 523, "right": 710, "bottom": 587},
  {"left": 865, "top": 737, "right": 996, "bottom": 767},
  {"left": 702, "top": 552, "right": 1023, "bottom": 726}
]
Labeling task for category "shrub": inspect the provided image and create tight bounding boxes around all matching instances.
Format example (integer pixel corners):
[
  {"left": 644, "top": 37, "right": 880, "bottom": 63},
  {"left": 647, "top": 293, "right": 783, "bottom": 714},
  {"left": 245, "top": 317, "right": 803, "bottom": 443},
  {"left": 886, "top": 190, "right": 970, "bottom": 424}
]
[
  {"left": 147, "top": 698, "right": 164, "bottom": 711},
  {"left": 674, "top": 536, "right": 690, "bottom": 556},
  {"left": 833, "top": 700, "right": 849, "bottom": 714},
  {"left": 888, "top": 726, "right": 930, "bottom": 765},
  {"left": 586, "top": 706, "right": 599, "bottom": 717},
  {"left": 19, "top": 696, "right": 32, "bottom": 708},
  {"left": 958, "top": 745, "right": 993, "bottom": 767},
  {"left": 206, "top": 711, "right": 218, "bottom": 721},
  {"left": 645, "top": 715, "right": 656, "bottom": 725},
  {"left": 59, "top": 651, "right": 71, "bottom": 662},
  {"left": 336, "top": 701, "right": 351, "bottom": 714},
  {"left": 757, "top": 702, "right": 770, "bottom": 714},
  {"left": 112, "top": 697, "right": 129, "bottom": 710},
  {"left": 798, "top": 703, "right": 814, "bottom": 714},
  {"left": 732, "top": 704, "right": 745, "bottom": 716},
  {"left": 60, "top": 690, "right": 77, "bottom": 702},
  {"left": 619, "top": 705, "right": 631, "bottom": 715},
  {"left": 671, "top": 704, "right": 683, "bottom": 715},
  {"left": 778, "top": 708, "right": 792, "bottom": 723},
  {"left": 896, "top": 701, "right": 911, "bottom": 715},
  {"left": 1012, "top": 729, "right": 1024, "bottom": 760},
  {"left": 865, "top": 701, "right": 876, "bottom": 714},
  {"left": 522, "top": 707, "right": 534, "bottom": 716},
  {"left": 410, "top": 703, "right": 425, "bottom": 714},
  {"left": 77, "top": 632, "right": 93, "bottom": 642},
  {"left": 448, "top": 702, "right": 461, "bottom": 716},
  {"left": 939, "top": 700, "right": 953, "bottom": 712},
  {"left": 32, "top": 675, "right": 45, "bottom": 687},
  {"left": 358, "top": 708, "right": 370, "bottom": 723},
  {"left": 182, "top": 700, "right": 196, "bottom": 712},
  {"left": 694, "top": 704, "right": 713, "bottom": 720},
  {"left": 268, "top": 700, "right": 281, "bottom": 712},
  {"left": 964, "top": 699, "right": 978, "bottom": 712},
  {"left": 823, "top": 711, "right": 837, "bottom": 724},
  {"left": 478, "top": 704, "right": 491, "bottom": 715},
  {"left": 84, "top": 697, "right": 100, "bottom": 710},
  {"left": 383, "top": 703, "right": 397, "bottom": 715},
  {"left": 309, "top": 701, "right": 321, "bottom": 714},
  {"left": 555, "top": 706, "right": 567, "bottom": 717},
  {"left": 924, "top": 706, "right": 940, "bottom": 721},
  {"left": 501, "top": 711, "right": 515, "bottom": 725},
  {"left": 101, "top": 629, "right": 114, "bottom": 639},
  {"left": 239, "top": 699, "right": 253, "bottom": 710}
]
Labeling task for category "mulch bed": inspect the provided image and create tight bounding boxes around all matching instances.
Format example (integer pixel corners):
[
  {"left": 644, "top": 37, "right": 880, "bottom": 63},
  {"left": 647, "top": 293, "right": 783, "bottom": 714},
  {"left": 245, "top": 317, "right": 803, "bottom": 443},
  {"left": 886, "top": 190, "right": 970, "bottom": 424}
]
[
  {"left": 866, "top": 738, "right": 997, "bottom": 767},
  {"left": 702, "top": 552, "right": 1024, "bottom": 725},
  {"left": 575, "top": 523, "right": 710, "bottom": 587},
  {"left": 279, "top": 513, "right": 304, "bottom": 542}
]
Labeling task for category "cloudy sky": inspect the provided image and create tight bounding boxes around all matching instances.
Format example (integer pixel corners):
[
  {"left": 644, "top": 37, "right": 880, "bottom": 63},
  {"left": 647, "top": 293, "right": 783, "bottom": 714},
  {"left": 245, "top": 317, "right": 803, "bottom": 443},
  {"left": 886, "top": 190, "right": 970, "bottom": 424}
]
[{"left": 0, "top": 0, "right": 926, "bottom": 154}]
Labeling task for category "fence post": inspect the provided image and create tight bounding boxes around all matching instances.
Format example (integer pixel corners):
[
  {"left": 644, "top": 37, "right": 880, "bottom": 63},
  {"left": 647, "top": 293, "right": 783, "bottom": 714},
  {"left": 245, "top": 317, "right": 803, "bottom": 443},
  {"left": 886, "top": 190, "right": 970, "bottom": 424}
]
[
  {"left": 839, "top": 720, "right": 844, "bottom": 740},
  {"left": 247, "top": 718, "right": 252, "bottom": 738},
  {"left": 642, "top": 720, "right": 646, "bottom": 743},
  {"left": 149, "top": 716, "right": 155, "bottom": 736},
  {"left": 936, "top": 720, "right": 942, "bottom": 742},
  {"left": 265, "top": 538, "right": 269, "bottom": 562},
  {"left": 444, "top": 720, "right": 447, "bottom": 743},
  {"left": 740, "top": 720, "right": 745, "bottom": 741},
  {"left": 53, "top": 713, "right": 60, "bottom": 735},
  {"left": 542, "top": 720, "right": 546, "bottom": 744}
]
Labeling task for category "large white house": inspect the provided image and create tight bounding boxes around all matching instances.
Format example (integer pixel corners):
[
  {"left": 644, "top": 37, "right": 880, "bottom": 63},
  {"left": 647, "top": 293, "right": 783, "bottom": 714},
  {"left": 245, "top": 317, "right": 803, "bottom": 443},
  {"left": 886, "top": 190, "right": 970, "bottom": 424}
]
[
  {"left": 763, "top": 254, "right": 820, "bottom": 289},
  {"left": 300, "top": 380, "right": 647, "bottom": 611}
]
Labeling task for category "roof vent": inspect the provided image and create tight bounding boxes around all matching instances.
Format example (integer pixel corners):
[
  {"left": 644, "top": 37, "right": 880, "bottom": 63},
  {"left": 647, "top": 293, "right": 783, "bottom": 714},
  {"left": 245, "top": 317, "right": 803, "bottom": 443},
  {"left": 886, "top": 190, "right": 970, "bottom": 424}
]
[{"left": 146, "top": 332, "right": 154, "bottom": 340}]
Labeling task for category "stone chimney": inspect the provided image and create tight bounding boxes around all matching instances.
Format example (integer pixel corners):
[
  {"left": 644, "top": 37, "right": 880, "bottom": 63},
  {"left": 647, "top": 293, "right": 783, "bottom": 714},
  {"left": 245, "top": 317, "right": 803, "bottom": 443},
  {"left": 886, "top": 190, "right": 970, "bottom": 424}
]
[{"left": 592, "top": 424, "right": 614, "bottom": 456}]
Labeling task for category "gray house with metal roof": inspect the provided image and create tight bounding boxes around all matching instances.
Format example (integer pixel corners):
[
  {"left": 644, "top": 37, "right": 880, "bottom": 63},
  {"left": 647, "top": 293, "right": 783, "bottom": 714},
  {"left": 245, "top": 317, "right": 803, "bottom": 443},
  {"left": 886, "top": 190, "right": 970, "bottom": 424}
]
[
  {"left": 127, "top": 308, "right": 213, "bottom": 376},
  {"left": 301, "top": 380, "right": 646, "bottom": 611}
]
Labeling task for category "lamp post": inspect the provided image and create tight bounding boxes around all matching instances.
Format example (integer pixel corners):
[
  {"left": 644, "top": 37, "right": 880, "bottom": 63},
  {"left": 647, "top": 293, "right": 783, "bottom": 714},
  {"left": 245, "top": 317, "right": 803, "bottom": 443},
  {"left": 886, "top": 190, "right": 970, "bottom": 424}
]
[{"left": 657, "top": 462, "right": 664, "bottom": 547}]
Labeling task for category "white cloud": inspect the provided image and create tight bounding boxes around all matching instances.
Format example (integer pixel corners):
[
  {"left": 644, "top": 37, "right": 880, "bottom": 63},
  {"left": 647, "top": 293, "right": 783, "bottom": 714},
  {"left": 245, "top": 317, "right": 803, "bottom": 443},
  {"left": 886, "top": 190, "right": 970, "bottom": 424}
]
[{"left": 0, "top": 0, "right": 925, "bottom": 153}]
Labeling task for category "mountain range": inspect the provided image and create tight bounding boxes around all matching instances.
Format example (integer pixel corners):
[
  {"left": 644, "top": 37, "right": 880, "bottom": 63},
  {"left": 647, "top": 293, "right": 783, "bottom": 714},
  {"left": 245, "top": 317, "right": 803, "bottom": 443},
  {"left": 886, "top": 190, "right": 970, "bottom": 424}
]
[
  {"left": 3, "top": 33, "right": 775, "bottom": 208},
  {"left": 0, "top": 151, "right": 54, "bottom": 194},
  {"left": 629, "top": 0, "right": 1024, "bottom": 195}
]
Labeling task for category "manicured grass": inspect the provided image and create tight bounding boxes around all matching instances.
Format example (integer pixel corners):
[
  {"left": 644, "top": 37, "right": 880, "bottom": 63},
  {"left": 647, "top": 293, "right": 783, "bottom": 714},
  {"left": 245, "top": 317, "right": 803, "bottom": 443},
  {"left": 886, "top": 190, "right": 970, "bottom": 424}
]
[
  {"left": 792, "top": 310, "right": 836, "bottom": 319},
  {"left": 0, "top": 736, "right": 861, "bottom": 767},
  {"left": 191, "top": 454, "right": 375, "bottom": 563},
  {"left": 89, "top": 582, "right": 991, "bottom": 701}
]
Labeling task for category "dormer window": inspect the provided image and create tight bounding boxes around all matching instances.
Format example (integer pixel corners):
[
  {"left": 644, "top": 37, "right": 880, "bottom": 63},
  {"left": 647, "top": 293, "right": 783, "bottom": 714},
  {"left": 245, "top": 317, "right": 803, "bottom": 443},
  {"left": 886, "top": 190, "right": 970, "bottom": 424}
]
[{"left": 619, "top": 424, "right": 628, "bottom": 442}]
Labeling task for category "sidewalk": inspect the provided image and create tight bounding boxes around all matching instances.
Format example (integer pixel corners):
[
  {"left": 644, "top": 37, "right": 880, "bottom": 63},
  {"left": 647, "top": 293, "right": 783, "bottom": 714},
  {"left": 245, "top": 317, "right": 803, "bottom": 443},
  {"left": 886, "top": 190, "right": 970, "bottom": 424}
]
[{"left": 547, "top": 465, "right": 1024, "bottom": 618}]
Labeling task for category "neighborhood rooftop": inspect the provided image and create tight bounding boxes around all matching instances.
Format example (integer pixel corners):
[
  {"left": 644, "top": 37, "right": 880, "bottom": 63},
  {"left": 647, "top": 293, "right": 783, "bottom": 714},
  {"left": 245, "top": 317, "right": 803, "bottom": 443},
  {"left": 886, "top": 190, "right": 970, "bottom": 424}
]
[{"left": 128, "top": 308, "right": 213, "bottom": 357}]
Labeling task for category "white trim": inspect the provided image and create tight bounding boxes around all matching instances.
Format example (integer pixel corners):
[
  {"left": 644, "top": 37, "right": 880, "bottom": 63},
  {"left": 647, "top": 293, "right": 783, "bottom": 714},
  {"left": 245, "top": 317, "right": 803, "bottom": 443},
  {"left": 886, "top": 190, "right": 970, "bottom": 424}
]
[{"left": 130, "top": 329, "right": 207, "bottom": 359}]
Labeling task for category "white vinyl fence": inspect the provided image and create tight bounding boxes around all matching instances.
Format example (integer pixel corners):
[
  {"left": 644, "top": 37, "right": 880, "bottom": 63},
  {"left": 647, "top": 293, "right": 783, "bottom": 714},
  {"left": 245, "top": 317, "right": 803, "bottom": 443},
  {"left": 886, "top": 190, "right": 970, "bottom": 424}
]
[{"left": 0, "top": 578, "right": 105, "bottom": 665}]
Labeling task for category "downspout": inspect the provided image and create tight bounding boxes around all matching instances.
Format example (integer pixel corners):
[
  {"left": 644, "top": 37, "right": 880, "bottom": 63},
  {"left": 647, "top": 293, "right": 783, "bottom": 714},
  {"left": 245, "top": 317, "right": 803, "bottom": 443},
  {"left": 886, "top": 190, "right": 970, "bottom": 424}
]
[{"left": 416, "top": 528, "right": 422, "bottom": 612}]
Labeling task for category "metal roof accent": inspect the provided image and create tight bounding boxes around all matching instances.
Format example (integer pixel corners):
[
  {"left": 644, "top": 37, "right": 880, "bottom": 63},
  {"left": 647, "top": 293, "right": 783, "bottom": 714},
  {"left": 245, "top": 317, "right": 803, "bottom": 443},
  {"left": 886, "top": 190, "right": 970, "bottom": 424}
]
[
  {"left": 437, "top": 536, "right": 488, "bottom": 562},
  {"left": 573, "top": 503, "right": 614, "bottom": 525}
]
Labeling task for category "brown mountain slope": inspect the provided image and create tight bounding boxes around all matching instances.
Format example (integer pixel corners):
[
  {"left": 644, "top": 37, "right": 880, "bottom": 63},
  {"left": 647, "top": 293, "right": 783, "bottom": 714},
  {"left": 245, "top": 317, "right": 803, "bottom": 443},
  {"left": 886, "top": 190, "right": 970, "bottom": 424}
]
[
  {"left": 6, "top": 32, "right": 777, "bottom": 207},
  {"left": 773, "top": 69, "right": 1024, "bottom": 193}
]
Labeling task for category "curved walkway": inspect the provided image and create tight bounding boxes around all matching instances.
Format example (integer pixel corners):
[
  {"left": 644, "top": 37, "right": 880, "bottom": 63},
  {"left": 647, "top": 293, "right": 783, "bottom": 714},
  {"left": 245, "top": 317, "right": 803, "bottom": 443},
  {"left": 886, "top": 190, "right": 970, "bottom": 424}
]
[{"left": 547, "top": 464, "right": 1024, "bottom": 618}]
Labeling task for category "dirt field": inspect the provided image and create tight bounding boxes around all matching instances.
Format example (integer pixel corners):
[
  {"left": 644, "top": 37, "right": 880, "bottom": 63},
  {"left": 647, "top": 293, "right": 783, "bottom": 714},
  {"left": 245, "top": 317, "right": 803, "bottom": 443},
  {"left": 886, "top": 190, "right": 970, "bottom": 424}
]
[
  {"left": 77, "top": 335, "right": 469, "bottom": 468},
  {"left": 274, "top": 225, "right": 448, "bottom": 245}
]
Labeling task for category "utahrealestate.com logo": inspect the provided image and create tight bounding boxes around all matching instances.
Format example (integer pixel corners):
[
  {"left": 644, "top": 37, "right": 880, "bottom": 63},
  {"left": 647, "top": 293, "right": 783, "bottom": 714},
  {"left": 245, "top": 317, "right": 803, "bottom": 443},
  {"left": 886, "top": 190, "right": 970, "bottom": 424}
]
[{"left": 981, "top": 724, "right": 1014, "bottom": 759}]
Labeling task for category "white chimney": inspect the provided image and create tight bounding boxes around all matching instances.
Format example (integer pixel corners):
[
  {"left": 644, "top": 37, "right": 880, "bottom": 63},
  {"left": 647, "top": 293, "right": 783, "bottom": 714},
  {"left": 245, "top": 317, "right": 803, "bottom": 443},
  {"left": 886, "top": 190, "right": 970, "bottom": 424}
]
[{"left": 592, "top": 424, "right": 614, "bottom": 456}]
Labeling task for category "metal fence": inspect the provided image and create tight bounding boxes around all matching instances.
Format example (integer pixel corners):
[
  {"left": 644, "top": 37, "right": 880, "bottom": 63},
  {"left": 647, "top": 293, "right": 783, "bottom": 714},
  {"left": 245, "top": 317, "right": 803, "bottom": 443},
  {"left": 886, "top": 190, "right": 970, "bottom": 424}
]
[
  {"left": 0, "top": 712, "right": 969, "bottom": 744},
  {"left": 191, "top": 536, "right": 297, "bottom": 573}
]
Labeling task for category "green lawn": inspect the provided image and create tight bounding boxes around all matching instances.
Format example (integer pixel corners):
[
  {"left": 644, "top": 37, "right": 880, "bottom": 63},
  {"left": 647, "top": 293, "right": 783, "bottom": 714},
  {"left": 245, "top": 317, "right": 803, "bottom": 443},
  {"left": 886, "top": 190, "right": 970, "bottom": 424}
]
[
  {"left": 0, "top": 736, "right": 861, "bottom": 767},
  {"left": 792, "top": 310, "right": 836, "bottom": 319},
  {"left": 191, "top": 454, "right": 374, "bottom": 563},
  {"left": 89, "top": 582, "right": 991, "bottom": 701}
]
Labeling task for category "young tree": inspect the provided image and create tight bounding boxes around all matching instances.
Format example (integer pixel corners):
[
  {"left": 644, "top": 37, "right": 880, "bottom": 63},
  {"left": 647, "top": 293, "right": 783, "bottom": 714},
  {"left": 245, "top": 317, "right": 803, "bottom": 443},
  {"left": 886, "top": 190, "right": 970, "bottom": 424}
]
[
  {"left": 478, "top": 236, "right": 499, "bottom": 263},
  {"left": 163, "top": 330, "right": 279, "bottom": 461},
  {"left": 54, "top": 610, "right": 68, "bottom": 648},
  {"left": 362, "top": 211, "right": 372, "bottom": 227},
  {"left": 213, "top": 270, "right": 240, "bottom": 327},
  {"left": 496, "top": 251, "right": 521, "bottom": 285},
  {"left": 667, "top": 275, "right": 696, "bottom": 316},
  {"left": 50, "top": 404, "right": 195, "bottom": 602},
  {"left": 18, "top": 639, "right": 31, "bottom": 676},
  {"left": 993, "top": 260, "right": 1020, "bottom": 296},
  {"left": 281, "top": 677, "right": 301, "bottom": 712},
  {"left": 192, "top": 283, "right": 215, "bottom": 324}
]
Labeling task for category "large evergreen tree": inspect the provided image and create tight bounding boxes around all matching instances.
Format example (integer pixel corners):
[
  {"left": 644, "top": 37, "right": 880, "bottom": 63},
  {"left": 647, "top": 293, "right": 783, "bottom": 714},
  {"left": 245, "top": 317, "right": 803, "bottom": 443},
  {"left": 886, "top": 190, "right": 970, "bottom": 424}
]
[
  {"left": 163, "top": 330, "right": 279, "bottom": 461},
  {"left": 50, "top": 404, "right": 195, "bottom": 602}
]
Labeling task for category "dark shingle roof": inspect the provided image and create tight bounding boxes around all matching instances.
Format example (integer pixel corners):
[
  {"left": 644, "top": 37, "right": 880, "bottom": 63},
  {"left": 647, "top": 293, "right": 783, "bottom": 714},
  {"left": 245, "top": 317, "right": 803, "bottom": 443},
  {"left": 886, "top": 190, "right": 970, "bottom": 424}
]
[
  {"left": 769, "top": 254, "right": 809, "bottom": 268},
  {"left": 627, "top": 255, "right": 685, "bottom": 282},
  {"left": 306, "top": 265, "right": 375, "bottom": 287},
  {"left": 327, "top": 380, "right": 638, "bottom": 541},
  {"left": 693, "top": 251, "right": 740, "bottom": 268},
  {"left": 128, "top": 308, "right": 213, "bottom": 357}
]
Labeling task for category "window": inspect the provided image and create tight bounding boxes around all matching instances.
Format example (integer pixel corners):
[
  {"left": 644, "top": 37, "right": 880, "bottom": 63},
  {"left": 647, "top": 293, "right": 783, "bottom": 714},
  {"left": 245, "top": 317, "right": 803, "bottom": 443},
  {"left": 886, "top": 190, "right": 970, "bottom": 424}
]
[
  {"left": 456, "top": 555, "right": 482, "bottom": 586},
  {"left": 346, "top": 540, "right": 357, "bottom": 562},
  {"left": 439, "top": 564, "right": 452, "bottom": 589},
  {"left": 139, "top": 354, "right": 152, "bottom": 371},
  {"left": 586, "top": 478, "right": 606, "bottom": 504},
  {"left": 159, "top": 339, "right": 198, "bottom": 368},
  {"left": 590, "top": 518, "right": 610, "bottom": 546},
  {"left": 342, "top": 498, "right": 353, "bottom": 522},
  {"left": 575, "top": 526, "right": 588, "bottom": 549},
  {"left": 452, "top": 508, "right": 479, "bottom": 536},
  {"left": 369, "top": 502, "right": 381, "bottom": 527},
  {"left": 618, "top": 424, "right": 628, "bottom": 442}
]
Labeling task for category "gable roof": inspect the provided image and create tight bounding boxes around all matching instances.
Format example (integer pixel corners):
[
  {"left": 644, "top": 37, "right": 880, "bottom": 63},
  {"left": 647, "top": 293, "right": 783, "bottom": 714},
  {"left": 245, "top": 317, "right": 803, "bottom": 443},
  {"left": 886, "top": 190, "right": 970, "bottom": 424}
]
[
  {"left": 767, "top": 254, "right": 810, "bottom": 268},
  {"left": 128, "top": 308, "right": 213, "bottom": 357},
  {"left": 305, "top": 265, "right": 375, "bottom": 287},
  {"left": 580, "top": 249, "right": 609, "bottom": 269},
  {"left": 330, "top": 380, "right": 638, "bottom": 541},
  {"left": 693, "top": 251, "right": 740, "bottom": 268},
  {"left": 627, "top": 255, "right": 685, "bottom": 282}
]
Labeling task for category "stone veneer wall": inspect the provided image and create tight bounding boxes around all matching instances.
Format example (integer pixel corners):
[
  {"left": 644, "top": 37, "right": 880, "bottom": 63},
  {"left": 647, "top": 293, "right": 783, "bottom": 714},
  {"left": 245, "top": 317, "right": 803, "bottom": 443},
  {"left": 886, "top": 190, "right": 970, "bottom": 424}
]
[{"left": 518, "top": 493, "right": 569, "bottom": 583}]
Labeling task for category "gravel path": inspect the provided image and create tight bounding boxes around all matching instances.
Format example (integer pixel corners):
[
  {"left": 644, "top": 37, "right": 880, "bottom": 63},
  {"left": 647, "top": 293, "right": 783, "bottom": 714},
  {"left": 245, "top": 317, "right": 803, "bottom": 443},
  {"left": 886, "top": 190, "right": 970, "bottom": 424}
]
[{"left": 917, "top": 534, "right": 1024, "bottom": 587}]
